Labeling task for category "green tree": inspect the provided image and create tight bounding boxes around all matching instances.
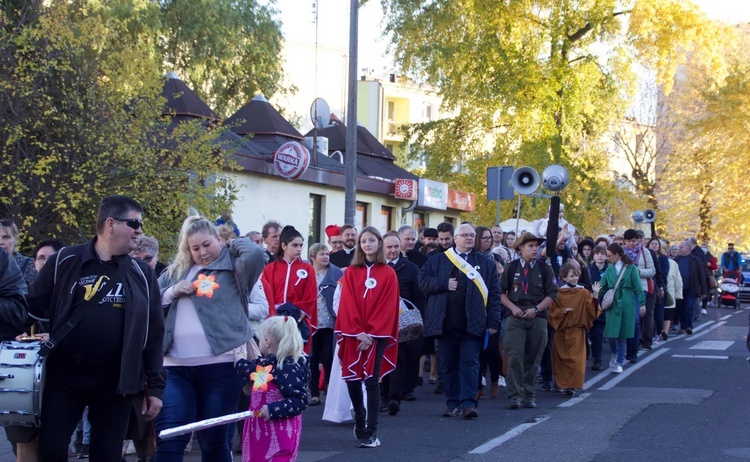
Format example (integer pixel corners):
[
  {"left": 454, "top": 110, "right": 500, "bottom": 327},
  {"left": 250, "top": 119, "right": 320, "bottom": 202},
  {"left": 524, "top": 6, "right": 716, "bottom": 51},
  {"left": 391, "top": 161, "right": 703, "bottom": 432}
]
[
  {"left": 158, "top": 0, "right": 287, "bottom": 117},
  {"left": 658, "top": 26, "right": 750, "bottom": 247},
  {"left": 377, "top": 0, "right": 728, "bottom": 235},
  {"left": 0, "top": 1, "right": 238, "bottom": 255}
]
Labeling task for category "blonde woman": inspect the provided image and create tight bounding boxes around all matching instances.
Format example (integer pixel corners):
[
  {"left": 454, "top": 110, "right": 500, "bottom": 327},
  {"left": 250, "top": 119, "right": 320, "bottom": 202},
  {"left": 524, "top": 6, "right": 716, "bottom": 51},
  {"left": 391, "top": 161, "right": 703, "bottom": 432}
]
[{"left": 155, "top": 215, "right": 265, "bottom": 462}]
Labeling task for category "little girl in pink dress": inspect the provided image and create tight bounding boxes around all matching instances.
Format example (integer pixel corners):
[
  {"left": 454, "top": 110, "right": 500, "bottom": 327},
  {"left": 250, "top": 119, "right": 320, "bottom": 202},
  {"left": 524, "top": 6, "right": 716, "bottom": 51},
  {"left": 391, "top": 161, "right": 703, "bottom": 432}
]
[{"left": 235, "top": 316, "right": 311, "bottom": 461}]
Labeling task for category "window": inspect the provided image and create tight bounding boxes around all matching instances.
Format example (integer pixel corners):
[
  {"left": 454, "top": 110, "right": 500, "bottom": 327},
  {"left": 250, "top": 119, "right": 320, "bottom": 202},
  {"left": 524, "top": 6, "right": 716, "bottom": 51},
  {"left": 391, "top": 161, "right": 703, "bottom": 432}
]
[
  {"left": 380, "top": 206, "right": 393, "bottom": 235},
  {"left": 443, "top": 216, "right": 454, "bottom": 225},
  {"left": 413, "top": 212, "right": 426, "bottom": 230},
  {"left": 356, "top": 201, "right": 369, "bottom": 232},
  {"left": 424, "top": 104, "right": 433, "bottom": 121},
  {"left": 387, "top": 101, "right": 395, "bottom": 121},
  {"left": 308, "top": 194, "right": 323, "bottom": 246}
]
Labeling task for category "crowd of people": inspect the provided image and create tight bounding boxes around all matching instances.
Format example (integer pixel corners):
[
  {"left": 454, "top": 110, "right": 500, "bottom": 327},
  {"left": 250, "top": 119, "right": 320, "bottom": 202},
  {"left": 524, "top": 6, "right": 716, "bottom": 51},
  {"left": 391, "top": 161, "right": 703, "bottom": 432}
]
[{"left": 0, "top": 196, "right": 745, "bottom": 461}]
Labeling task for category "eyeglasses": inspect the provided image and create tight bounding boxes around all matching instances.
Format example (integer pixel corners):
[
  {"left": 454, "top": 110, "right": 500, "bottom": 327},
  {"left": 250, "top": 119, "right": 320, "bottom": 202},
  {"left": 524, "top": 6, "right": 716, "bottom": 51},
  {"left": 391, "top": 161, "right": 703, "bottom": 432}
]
[
  {"left": 481, "top": 236, "right": 493, "bottom": 240},
  {"left": 457, "top": 233, "right": 476, "bottom": 239},
  {"left": 113, "top": 217, "right": 143, "bottom": 230},
  {"left": 35, "top": 255, "right": 49, "bottom": 262},
  {"left": 141, "top": 255, "right": 154, "bottom": 262}
]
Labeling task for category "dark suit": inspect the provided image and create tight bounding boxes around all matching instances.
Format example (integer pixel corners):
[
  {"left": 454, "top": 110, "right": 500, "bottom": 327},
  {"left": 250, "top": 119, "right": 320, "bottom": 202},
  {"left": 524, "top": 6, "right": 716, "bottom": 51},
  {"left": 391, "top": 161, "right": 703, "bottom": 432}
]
[
  {"left": 419, "top": 248, "right": 502, "bottom": 411},
  {"left": 329, "top": 248, "right": 354, "bottom": 268},
  {"left": 405, "top": 249, "right": 428, "bottom": 268},
  {"left": 383, "top": 258, "right": 427, "bottom": 404}
]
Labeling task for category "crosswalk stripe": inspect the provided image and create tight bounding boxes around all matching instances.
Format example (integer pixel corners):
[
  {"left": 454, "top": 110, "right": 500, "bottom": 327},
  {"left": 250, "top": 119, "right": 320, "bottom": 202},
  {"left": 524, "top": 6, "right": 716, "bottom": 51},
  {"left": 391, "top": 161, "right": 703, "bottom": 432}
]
[
  {"left": 689, "top": 340, "right": 734, "bottom": 350},
  {"left": 671, "top": 354, "right": 729, "bottom": 359}
]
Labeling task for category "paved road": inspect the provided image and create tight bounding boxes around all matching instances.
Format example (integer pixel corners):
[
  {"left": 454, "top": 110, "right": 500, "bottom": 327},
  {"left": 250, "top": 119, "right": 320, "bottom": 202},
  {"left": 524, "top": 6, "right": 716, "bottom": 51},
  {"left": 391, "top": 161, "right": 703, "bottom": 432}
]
[{"left": 3, "top": 304, "right": 748, "bottom": 461}]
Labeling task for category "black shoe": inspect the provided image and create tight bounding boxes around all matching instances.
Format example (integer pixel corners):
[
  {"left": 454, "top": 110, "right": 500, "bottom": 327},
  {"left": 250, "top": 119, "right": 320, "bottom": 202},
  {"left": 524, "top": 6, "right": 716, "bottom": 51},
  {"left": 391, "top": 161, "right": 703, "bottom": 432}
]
[
  {"left": 403, "top": 392, "right": 416, "bottom": 401},
  {"left": 379, "top": 401, "right": 388, "bottom": 413},
  {"left": 417, "top": 377, "right": 424, "bottom": 386},
  {"left": 592, "top": 360, "right": 603, "bottom": 371},
  {"left": 359, "top": 435, "right": 381, "bottom": 448},
  {"left": 541, "top": 381, "right": 552, "bottom": 391},
  {"left": 387, "top": 400, "right": 400, "bottom": 415},
  {"left": 523, "top": 398, "right": 537, "bottom": 409},
  {"left": 442, "top": 406, "right": 461, "bottom": 417},
  {"left": 686, "top": 328, "right": 693, "bottom": 335},
  {"left": 433, "top": 384, "right": 444, "bottom": 394},
  {"left": 508, "top": 399, "right": 522, "bottom": 410},
  {"left": 661, "top": 332, "right": 669, "bottom": 341},
  {"left": 643, "top": 344, "right": 652, "bottom": 350},
  {"left": 564, "top": 388, "right": 576, "bottom": 397},
  {"left": 462, "top": 407, "right": 478, "bottom": 419}
]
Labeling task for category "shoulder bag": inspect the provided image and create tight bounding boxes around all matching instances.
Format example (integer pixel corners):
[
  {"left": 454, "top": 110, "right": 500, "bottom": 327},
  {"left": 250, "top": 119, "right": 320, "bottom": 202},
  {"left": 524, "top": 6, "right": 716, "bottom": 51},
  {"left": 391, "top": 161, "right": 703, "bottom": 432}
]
[{"left": 601, "top": 264, "right": 627, "bottom": 311}]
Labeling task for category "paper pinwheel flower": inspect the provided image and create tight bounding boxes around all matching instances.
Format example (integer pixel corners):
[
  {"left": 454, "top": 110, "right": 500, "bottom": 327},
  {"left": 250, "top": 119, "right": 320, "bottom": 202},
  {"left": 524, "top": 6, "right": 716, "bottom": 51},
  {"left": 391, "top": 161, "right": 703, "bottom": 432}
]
[
  {"left": 193, "top": 274, "right": 220, "bottom": 298},
  {"left": 250, "top": 364, "right": 274, "bottom": 391}
]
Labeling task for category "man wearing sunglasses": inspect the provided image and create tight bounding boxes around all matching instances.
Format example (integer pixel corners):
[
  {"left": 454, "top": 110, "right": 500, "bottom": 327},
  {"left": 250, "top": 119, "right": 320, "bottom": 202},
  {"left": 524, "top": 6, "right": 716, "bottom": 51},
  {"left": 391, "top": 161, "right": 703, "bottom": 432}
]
[{"left": 27, "top": 195, "right": 166, "bottom": 461}]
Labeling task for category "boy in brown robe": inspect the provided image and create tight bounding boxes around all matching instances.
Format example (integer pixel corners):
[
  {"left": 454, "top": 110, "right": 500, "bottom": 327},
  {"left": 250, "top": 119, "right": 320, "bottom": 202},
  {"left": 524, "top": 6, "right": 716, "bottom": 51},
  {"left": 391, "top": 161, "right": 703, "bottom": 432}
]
[{"left": 548, "top": 262, "right": 601, "bottom": 397}]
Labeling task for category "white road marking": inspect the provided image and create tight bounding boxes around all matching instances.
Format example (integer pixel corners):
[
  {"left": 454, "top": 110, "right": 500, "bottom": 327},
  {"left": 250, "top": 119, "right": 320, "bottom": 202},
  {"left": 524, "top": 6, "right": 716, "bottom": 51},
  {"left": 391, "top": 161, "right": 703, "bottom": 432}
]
[
  {"left": 598, "top": 348, "right": 670, "bottom": 391},
  {"left": 671, "top": 354, "right": 729, "bottom": 360},
  {"left": 557, "top": 392, "right": 591, "bottom": 408},
  {"left": 720, "top": 314, "right": 734, "bottom": 320},
  {"left": 689, "top": 340, "right": 734, "bottom": 350},
  {"left": 468, "top": 416, "right": 551, "bottom": 454},
  {"left": 691, "top": 321, "right": 716, "bottom": 333},
  {"left": 583, "top": 369, "right": 613, "bottom": 391},
  {"left": 686, "top": 321, "right": 727, "bottom": 341}
]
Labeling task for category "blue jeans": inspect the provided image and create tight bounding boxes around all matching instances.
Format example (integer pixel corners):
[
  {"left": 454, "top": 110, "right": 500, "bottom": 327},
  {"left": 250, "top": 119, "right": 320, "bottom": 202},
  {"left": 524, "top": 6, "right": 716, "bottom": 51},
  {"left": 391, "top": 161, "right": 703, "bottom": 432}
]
[
  {"left": 681, "top": 294, "right": 696, "bottom": 330},
  {"left": 154, "top": 363, "right": 243, "bottom": 462},
  {"left": 608, "top": 338, "right": 626, "bottom": 365},
  {"left": 438, "top": 329, "right": 482, "bottom": 410},
  {"left": 626, "top": 297, "right": 641, "bottom": 359},
  {"left": 654, "top": 300, "right": 665, "bottom": 337},
  {"left": 73, "top": 407, "right": 91, "bottom": 445}
]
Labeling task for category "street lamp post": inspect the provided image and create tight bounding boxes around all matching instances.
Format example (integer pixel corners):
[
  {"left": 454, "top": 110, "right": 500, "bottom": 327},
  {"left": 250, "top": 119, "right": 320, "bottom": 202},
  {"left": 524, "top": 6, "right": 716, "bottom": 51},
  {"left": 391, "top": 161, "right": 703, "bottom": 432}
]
[{"left": 344, "top": 0, "right": 358, "bottom": 225}]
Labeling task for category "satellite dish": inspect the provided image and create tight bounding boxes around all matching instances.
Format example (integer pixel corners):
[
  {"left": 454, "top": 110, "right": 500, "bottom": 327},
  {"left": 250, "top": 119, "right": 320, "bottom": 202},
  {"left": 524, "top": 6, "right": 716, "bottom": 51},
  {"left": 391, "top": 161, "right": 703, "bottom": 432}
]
[{"left": 310, "top": 98, "right": 331, "bottom": 130}]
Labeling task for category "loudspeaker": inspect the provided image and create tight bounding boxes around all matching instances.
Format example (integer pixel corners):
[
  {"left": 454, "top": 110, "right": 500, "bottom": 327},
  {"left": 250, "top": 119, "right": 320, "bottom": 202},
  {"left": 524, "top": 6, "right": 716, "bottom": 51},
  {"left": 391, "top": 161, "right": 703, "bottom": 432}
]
[
  {"left": 643, "top": 209, "right": 656, "bottom": 223},
  {"left": 632, "top": 210, "right": 644, "bottom": 223},
  {"left": 542, "top": 164, "right": 570, "bottom": 192},
  {"left": 511, "top": 167, "right": 540, "bottom": 195}
]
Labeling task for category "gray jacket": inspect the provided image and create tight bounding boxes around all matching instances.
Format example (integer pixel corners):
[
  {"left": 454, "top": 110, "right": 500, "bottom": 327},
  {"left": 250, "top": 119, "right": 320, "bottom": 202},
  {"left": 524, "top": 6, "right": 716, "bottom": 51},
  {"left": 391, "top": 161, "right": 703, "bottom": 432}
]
[
  {"left": 0, "top": 250, "right": 27, "bottom": 341},
  {"left": 159, "top": 238, "right": 266, "bottom": 355}
]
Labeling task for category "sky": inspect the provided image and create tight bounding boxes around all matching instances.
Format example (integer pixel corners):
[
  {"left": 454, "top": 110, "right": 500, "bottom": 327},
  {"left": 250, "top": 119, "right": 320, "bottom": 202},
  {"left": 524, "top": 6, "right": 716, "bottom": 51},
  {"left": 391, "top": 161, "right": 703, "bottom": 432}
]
[{"left": 275, "top": 0, "right": 750, "bottom": 75}]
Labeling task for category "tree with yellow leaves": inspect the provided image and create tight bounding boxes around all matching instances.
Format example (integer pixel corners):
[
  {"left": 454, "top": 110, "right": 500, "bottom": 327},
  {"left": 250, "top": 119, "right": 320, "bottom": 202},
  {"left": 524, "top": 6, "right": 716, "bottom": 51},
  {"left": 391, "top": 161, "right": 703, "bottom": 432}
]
[{"left": 377, "top": 0, "right": 730, "bottom": 235}]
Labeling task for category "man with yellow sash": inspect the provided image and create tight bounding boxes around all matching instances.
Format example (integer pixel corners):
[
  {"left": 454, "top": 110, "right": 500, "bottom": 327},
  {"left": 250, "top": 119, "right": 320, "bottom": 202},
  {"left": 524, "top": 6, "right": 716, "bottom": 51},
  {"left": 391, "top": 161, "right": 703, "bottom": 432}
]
[
  {"left": 418, "top": 223, "right": 502, "bottom": 419},
  {"left": 500, "top": 232, "right": 558, "bottom": 410}
]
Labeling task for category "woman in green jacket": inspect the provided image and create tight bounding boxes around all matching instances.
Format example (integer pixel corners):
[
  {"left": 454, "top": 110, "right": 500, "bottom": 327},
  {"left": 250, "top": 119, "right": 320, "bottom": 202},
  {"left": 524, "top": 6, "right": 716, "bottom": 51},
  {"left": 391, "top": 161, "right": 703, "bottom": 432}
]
[{"left": 599, "top": 243, "right": 645, "bottom": 373}]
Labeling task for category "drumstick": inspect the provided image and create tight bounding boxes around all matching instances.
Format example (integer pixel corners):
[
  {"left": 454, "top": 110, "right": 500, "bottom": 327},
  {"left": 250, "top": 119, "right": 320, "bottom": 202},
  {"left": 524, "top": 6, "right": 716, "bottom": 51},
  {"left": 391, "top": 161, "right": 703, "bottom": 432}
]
[{"left": 158, "top": 410, "right": 261, "bottom": 439}]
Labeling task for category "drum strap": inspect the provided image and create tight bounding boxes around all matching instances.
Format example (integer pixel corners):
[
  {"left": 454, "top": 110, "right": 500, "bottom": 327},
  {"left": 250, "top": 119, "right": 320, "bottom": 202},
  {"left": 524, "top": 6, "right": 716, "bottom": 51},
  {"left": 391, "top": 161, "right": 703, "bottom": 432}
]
[{"left": 39, "top": 256, "right": 131, "bottom": 357}]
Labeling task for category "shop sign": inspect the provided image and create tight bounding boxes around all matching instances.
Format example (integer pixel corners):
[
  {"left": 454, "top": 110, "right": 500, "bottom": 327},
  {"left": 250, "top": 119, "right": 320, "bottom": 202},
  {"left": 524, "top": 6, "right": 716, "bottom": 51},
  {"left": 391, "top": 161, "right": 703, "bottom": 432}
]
[
  {"left": 417, "top": 179, "right": 448, "bottom": 210},
  {"left": 447, "top": 189, "right": 475, "bottom": 212},
  {"left": 394, "top": 179, "right": 418, "bottom": 201},
  {"left": 274, "top": 142, "right": 310, "bottom": 180}
]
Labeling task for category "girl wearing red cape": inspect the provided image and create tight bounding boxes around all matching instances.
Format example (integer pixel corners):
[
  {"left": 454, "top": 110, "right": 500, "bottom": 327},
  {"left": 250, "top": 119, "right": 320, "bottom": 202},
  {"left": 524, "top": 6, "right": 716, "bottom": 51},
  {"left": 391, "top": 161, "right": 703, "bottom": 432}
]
[
  {"left": 262, "top": 226, "right": 318, "bottom": 353},
  {"left": 335, "top": 226, "right": 399, "bottom": 449}
]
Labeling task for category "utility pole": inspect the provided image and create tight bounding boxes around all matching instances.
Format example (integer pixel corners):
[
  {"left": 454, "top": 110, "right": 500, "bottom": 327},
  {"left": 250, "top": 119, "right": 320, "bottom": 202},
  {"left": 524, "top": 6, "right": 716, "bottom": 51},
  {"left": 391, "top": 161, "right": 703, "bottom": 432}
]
[{"left": 344, "top": 0, "right": 358, "bottom": 225}]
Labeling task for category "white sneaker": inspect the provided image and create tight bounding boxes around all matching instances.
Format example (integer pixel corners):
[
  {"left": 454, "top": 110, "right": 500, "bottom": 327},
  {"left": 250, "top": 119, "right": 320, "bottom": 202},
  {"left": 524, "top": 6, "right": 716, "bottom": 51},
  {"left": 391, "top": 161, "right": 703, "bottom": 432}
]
[
  {"left": 498, "top": 376, "right": 506, "bottom": 387},
  {"left": 612, "top": 364, "right": 623, "bottom": 374},
  {"left": 701, "top": 309, "right": 707, "bottom": 315},
  {"left": 609, "top": 357, "right": 617, "bottom": 368}
]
